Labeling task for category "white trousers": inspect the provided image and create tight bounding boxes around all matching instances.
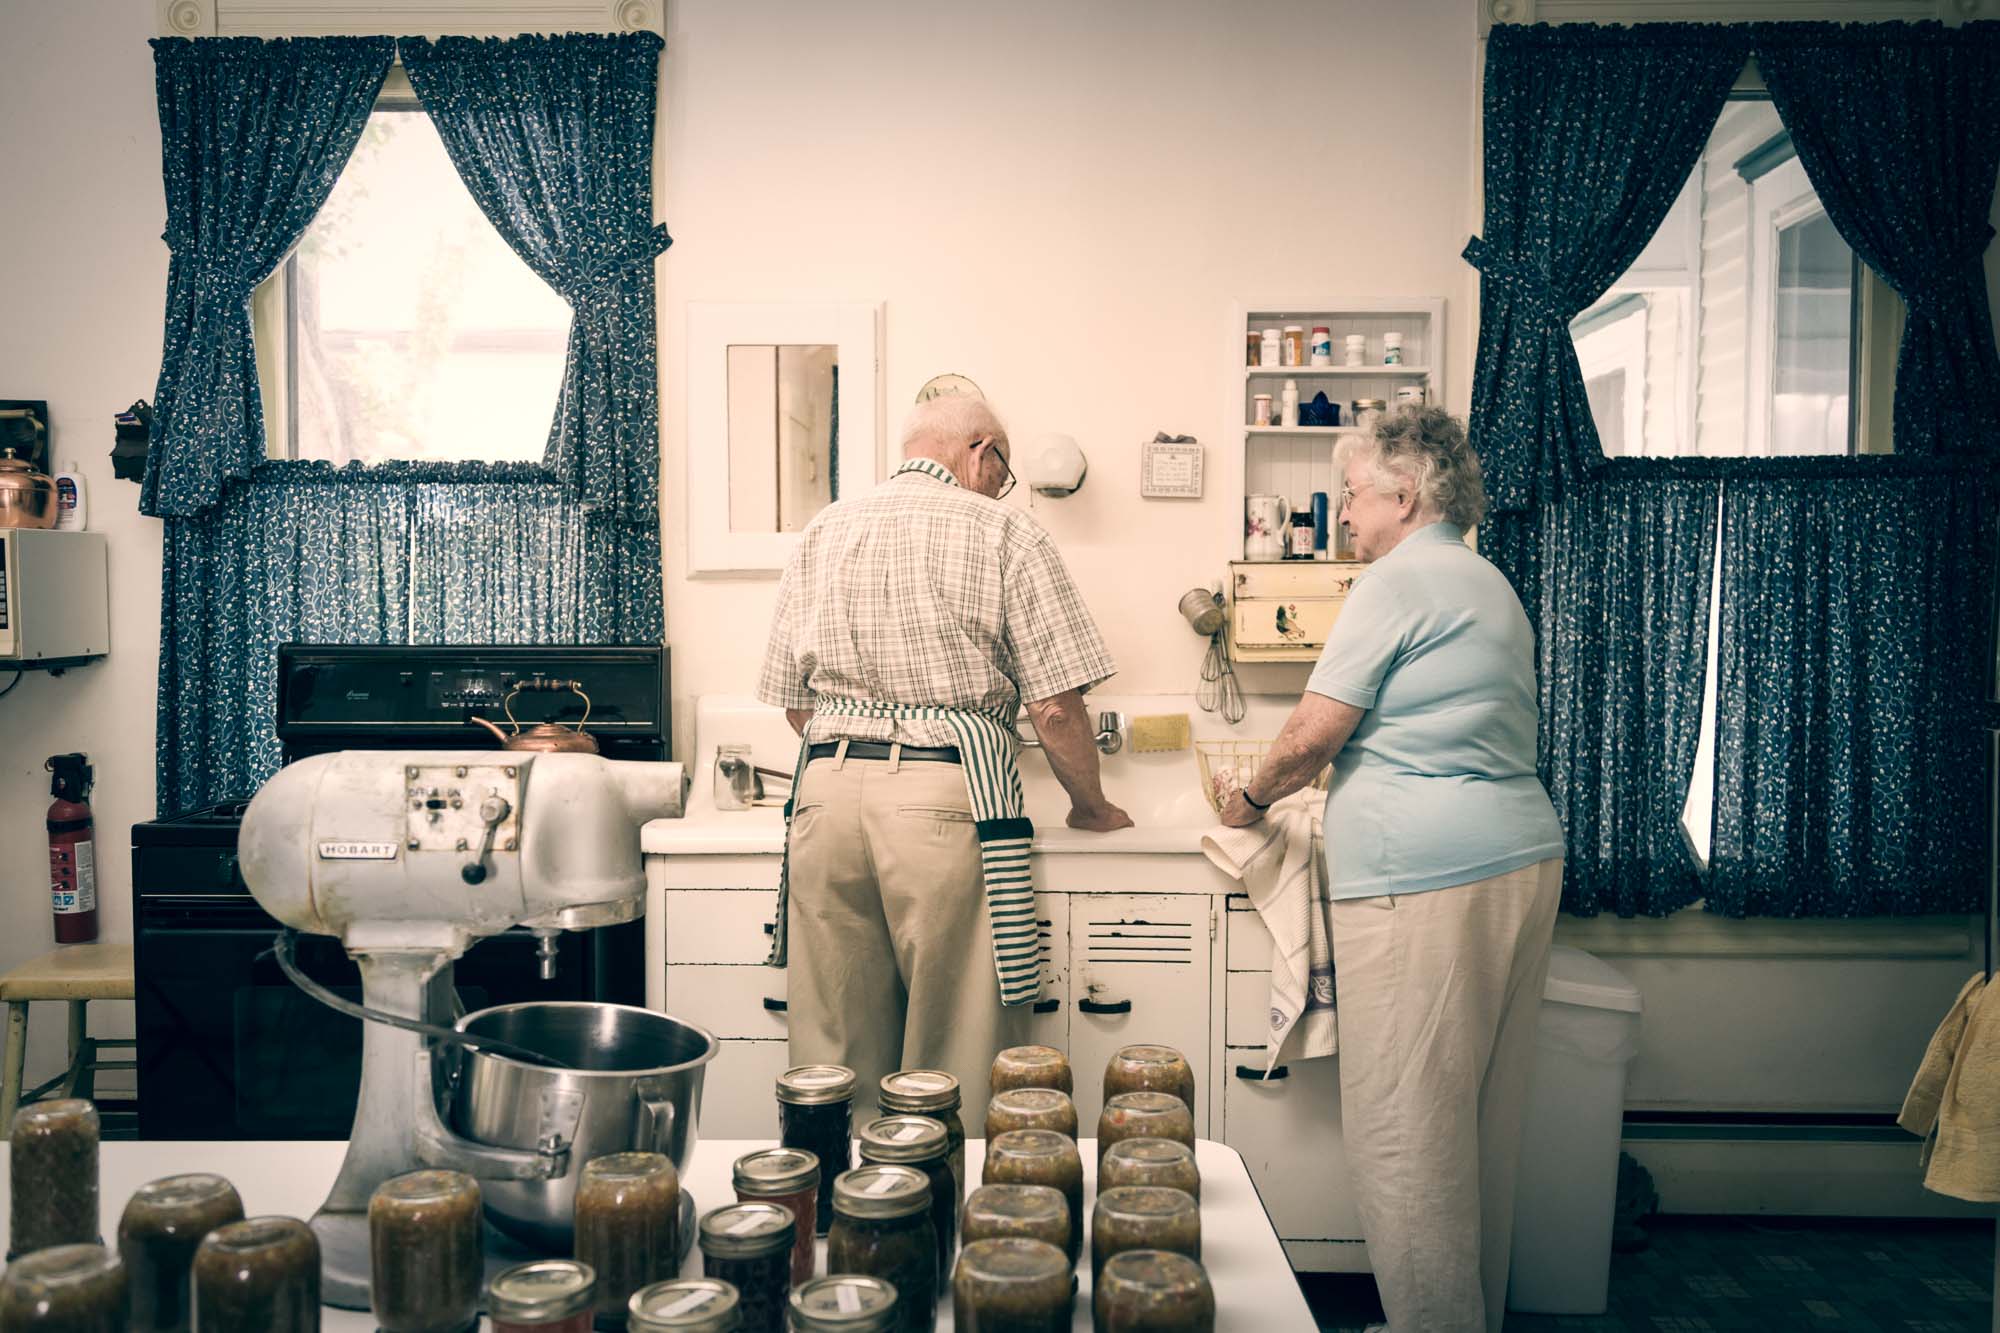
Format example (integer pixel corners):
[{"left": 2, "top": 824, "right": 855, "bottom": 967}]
[{"left": 1331, "top": 857, "right": 1564, "bottom": 1333}]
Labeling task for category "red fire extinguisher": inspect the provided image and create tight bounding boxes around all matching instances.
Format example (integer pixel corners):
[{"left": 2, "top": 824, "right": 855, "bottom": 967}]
[{"left": 46, "top": 753, "right": 98, "bottom": 945}]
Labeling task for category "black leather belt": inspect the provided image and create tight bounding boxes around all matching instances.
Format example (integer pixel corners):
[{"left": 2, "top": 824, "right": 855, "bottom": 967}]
[{"left": 805, "top": 741, "right": 962, "bottom": 764}]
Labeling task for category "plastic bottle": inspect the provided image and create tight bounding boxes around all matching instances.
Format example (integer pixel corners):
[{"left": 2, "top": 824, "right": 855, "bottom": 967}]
[
  {"left": 1280, "top": 381, "right": 1300, "bottom": 428},
  {"left": 47, "top": 754, "right": 98, "bottom": 945},
  {"left": 53, "top": 461, "right": 86, "bottom": 531}
]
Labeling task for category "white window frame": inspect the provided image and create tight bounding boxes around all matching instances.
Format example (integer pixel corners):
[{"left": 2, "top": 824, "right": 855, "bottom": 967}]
[
  {"left": 1745, "top": 154, "right": 1855, "bottom": 458},
  {"left": 1572, "top": 297, "right": 1649, "bottom": 457}
]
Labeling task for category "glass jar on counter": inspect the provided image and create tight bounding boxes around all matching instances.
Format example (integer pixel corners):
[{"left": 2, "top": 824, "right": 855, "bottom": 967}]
[
  {"left": 959, "top": 1185, "right": 1071, "bottom": 1263},
  {"left": 777, "top": 1064, "right": 856, "bottom": 1238},
  {"left": 575, "top": 1151, "right": 682, "bottom": 1324},
  {"left": 10, "top": 1098, "right": 100, "bottom": 1258},
  {"left": 191, "top": 1216, "right": 320, "bottom": 1332},
  {"left": 1096, "top": 1092, "right": 1194, "bottom": 1164},
  {"left": 983, "top": 1088, "right": 1077, "bottom": 1142},
  {"left": 488, "top": 1259, "right": 598, "bottom": 1333},
  {"left": 1092, "top": 1250, "right": 1214, "bottom": 1332},
  {"left": 1352, "top": 398, "right": 1388, "bottom": 431},
  {"left": 877, "top": 1070, "right": 965, "bottom": 1211},
  {"left": 980, "top": 1130, "right": 1082, "bottom": 1266},
  {"left": 788, "top": 1275, "right": 899, "bottom": 1333},
  {"left": 989, "top": 1046, "right": 1072, "bottom": 1099},
  {"left": 118, "top": 1172, "right": 244, "bottom": 1333},
  {"left": 826, "top": 1166, "right": 936, "bottom": 1333},
  {"left": 732, "top": 1147, "right": 819, "bottom": 1286},
  {"left": 951, "top": 1238, "right": 1071, "bottom": 1332},
  {"left": 0, "top": 1243, "right": 126, "bottom": 1332},
  {"left": 857, "top": 1115, "right": 955, "bottom": 1283},
  {"left": 627, "top": 1277, "right": 743, "bottom": 1332},
  {"left": 1090, "top": 1187, "right": 1200, "bottom": 1281},
  {"left": 698, "top": 1202, "right": 795, "bottom": 1333},
  {"left": 1102, "top": 1045, "right": 1196, "bottom": 1117},
  {"left": 368, "top": 1168, "right": 483, "bottom": 1333},
  {"left": 1098, "top": 1139, "right": 1200, "bottom": 1202}
]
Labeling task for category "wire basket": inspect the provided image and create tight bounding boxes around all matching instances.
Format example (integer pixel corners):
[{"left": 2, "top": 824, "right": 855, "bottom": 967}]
[{"left": 1194, "top": 739, "right": 1331, "bottom": 816}]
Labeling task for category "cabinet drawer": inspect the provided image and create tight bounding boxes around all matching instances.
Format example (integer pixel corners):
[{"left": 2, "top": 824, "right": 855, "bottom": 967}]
[
  {"left": 1226, "top": 902, "right": 1273, "bottom": 972},
  {"left": 664, "top": 890, "right": 778, "bottom": 964},
  {"left": 700, "top": 1038, "right": 792, "bottom": 1139},
  {"left": 1232, "top": 597, "right": 1346, "bottom": 651},
  {"left": 1232, "top": 562, "right": 1363, "bottom": 599},
  {"left": 666, "top": 964, "right": 787, "bottom": 1038},
  {"left": 1222, "top": 1052, "right": 1363, "bottom": 1242},
  {"left": 1225, "top": 971, "right": 1275, "bottom": 1047}
]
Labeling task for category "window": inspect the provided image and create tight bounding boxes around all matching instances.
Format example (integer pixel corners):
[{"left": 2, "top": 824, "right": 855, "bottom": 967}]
[{"left": 253, "top": 97, "right": 572, "bottom": 465}]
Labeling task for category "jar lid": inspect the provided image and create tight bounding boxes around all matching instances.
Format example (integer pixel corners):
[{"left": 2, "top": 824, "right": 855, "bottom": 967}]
[
  {"left": 696, "top": 1201, "right": 795, "bottom": 1258},
  {"left": 628, "top": 1277, "right": 742, "bottom": 1331},
  {"left": 1095, "top": 1185, "right": 1198, "bottom": 1221},
  {"left": 789, "top": 1275, "right": 899, "bottom": 1330},
  {"left": 987, "top": 1128, "right": 1077, "bottom": 1163},
  {"left": 831, "top": 1164, "right": 931, "bottom": 1220},
  {"left": 732, "top": 1147, "right": 819, "bottom": 1196},
  {"left": 1097, "top": 1248, "right": 1213, "bottom": 1298},
  {"left": 777, "top": 1063, "right": 857, "bottom": 1105},
  {"left": 857, "top": 1115, "right": 947, "bottom": 1164},
  {"left": 1104, "top": 1091, "right": 1186, "bottom": 1117},
  {"left": 488, "top": 1259, "right": 597, "bottom": 1321},
  {"left": 1103, "top": 1137, "right": 1196, "bottom": 1169},
  {"left": 1353, "top": 398, "right": 1388, "bottom": 409},
  {"left": 1283, "top": 324, "right": 1304, "bottom": 331},
  {"left": 878, "top": 1069, "right": 960, "bottom": 1113},
  {"left": 1312, "top": 325, "right": 1330, "bottom": 332},
  {"left": 956, "top": 1236, "right": 1069, "bottom": 1283}
]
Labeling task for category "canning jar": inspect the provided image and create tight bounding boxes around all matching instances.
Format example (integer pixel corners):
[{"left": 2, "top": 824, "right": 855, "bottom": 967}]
[
  {"left": 118, "top": 1172, "right": 244, "bottom": 1333},
  {"left": 1091, "top": 1250, "right": 1214, "bottom": 1332},
  {"left": 856, "top": 1116, "right": 955, "bottom": 1283},
  {"left": 368, "top": 1168, "right": 483, "bottom": 1333},
  {"left": 0, "top": 1243, "right": 125, "bottom": 1331},
  {"left": 826, "top": 1165, "right": 936, "bottom": 1333},
  {"left": 191, "top": 1215, "right": 320, "bottom": 1332},
  {"left": 575, "top": 1151, "right": 682, "bottom": 1323},
  {"left": 1098, "top": 1139, "right": 1199, "bottom": 1202},
  {"left": 877, "top": 1070, "right": 965, "bottom": 1211},
  {"left": 697, "top": 1202, "right": 794, "bottom": 1333},
  {"left": 1089, "top": 1187, "right": 1199, "bottom": 1281},
  {"left": 787, "top": 1275, "right": 899, "bottom": 1332},
  {"left": 9, "top": 1098, "right": 99, "bottom": 1257},
  {"left": 488, "top": 1259, "right": 598, "bottom": 1333},
  {"left": 731, "top": 1147, "right": 819, "bottom": 1286},
  {"left": 979, "top": 1130, "right": 1082, "bottom": 1265},
  {"left": 951, "top": 1238, "right": 1071, "bottom": 1332},
  {"left": 627, "top": 1277, "right": 743, "bottom": 1332},
  {"left": 1095, "top": 1092, "right": 1194, "bottom": 1164},
  {"left": 777, "top": 1064, "right": 856, "bottom": 1238},
  {"left": 1101, "top": 1046, "right": 1196, "bottom": 1117},
  {"left": 958, "top": 1185, "right": 1070, "bottom": 1263},
  {"left": 982, "top": 1088, "right": 1077, "bottom": 1142},
  {"left": 988, "top": 1046, "right": 1072, "bottom": 1099}
]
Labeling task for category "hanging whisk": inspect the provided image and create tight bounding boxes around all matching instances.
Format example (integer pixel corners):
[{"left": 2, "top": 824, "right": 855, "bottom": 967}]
[{"left": 1198, "top": 629, "right": 1246, "bottom": 724}]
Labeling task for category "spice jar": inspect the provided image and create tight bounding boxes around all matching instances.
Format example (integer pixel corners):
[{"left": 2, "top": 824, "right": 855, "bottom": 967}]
[
  {"left": 983, "top": 1088, "right": 1077, "bottom": 1142},
  {"left": 958, "top": 1185, "right": 1071, "bottom": 1263},
  {"left": 489, "top": 1259, "right": 598, "bottom": 1333},
  {"left": 777, "top": 1064, "right": 856, "bottom": 1238},
  {"left": 0, "top": 1243, "right": 125, "bottom": 1332},
  {"left": 118, "top": 1172, "right": 245, "bottom": 1333},
  {"left": 877, "top": 1070, "right": 965, "bottom": 1216},
  {"left": 856, "top": 1115, "right": 955, "bottom": 1285},
  {"left": 788, "top": 1275, "right": 899, "bottom": 1333},
  {"left": 369, "top": 1168, "right": 483, "bottom": 1333},
  {"left": 732, "top": 1148, "right": 819, "bottom": 1286},
  {"left": 628, "top": 1278, "right": 743, "bottom": 1332},
  {"left": 10, "top": 1098, "right": 100, "bottom": 1257},
  {"left": 826, "top": 1166, "right": 936, "bottom": 1333},
  {"left": 1092, "top": 1250, "right": 1214, "bottom": 1332},
  {"left": 989, "top": 1046, "right": 1072, "bottom": 1099},
  {"left": 1102, "top": 1046, "right": 1197, "bottom": 1117},
  {"left": 980, "top": 1130, "right": 1083, "bottom": 1266},
  {"left": 1098, "top": 1139, "right": 1199, "bottom": 1202},
  {"left": 575, "top": 1151, "right": 682, "bottom": 1325},
  {"left": 1096, "top": 1093, "right": 1194, "bottom": 1165},
  {"left": 952, "top": 1238, "right": 1071, "bottom": 1332},
  {"left": 698, "top": 1202, "right": 794, "bottom": 1333},
  {"left": 192, "top": 1215, "right": 320, "bottom": 1333},
  {"left": 1090, "top": 1187, "right": 1200, "bottom": 1281}
]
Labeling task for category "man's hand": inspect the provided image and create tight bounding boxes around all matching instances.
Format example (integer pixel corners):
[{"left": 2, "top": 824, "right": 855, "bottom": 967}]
[
  {"left": 1067, "top": 801, "right": 1134, "bottom": 833},
  {"left": 1219, "top": 788, "right": 1263, "bottom": 828}
]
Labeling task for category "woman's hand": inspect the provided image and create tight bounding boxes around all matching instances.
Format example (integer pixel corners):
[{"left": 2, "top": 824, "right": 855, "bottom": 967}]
[{"left": 1219, "top": 788, "right": 1264, "bottom": 828}]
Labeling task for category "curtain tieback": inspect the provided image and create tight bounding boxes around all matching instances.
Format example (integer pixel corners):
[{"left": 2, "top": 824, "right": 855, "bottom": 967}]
[
  {"left": 562, "top": 222, "right": 673, "bottom": 306},
  {"left": 167, "top": 243, "right": 256, "bottom": 314},
  {"left": 1902, "top": 223, "right": 1997, "bottom": 317},
  {"left": 1462, "top": 236, "right": 1571, "bottom": 324}
]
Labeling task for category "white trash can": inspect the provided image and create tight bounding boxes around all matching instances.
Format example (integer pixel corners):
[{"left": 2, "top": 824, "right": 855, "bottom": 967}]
[{"left": 1507, "top": 945, "right": 1643, "bottom": 1315}]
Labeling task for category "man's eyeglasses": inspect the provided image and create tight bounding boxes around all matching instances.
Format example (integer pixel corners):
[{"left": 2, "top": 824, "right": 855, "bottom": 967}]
[{"left": 976, "top": 438, "right": 1016, "bottom": 499}]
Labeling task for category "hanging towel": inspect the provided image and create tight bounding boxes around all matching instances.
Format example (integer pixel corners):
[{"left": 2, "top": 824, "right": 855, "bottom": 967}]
[
  {"left": 1899, "top": 972, "right": 2000, "bottom": 1202},
  {"left": 1201, "top": 792, "right": 1335, "bottom": 1072}
]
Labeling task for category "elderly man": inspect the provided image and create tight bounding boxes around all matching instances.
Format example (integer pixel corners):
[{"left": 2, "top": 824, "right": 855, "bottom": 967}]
[{"left": 758, "top": 393, "right": 1131, "bottom": 1117}]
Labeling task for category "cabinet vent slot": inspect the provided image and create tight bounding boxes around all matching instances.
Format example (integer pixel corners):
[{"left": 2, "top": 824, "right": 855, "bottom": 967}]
[{"left": 1084, "top": 915, "right": 1196, "bottom": 966}]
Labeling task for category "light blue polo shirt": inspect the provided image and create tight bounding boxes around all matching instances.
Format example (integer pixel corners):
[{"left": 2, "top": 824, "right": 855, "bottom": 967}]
[{"left": 1306, "top": 522, "right": 1564, "bottom": 899}]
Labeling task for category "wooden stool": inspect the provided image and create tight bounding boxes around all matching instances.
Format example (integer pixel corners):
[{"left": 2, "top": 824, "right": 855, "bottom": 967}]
[{"left": 0, "top": 942, "right": 136, "bottom": 1129}]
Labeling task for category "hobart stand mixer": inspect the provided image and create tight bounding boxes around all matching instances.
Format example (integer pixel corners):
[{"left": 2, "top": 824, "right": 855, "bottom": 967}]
[{"left": 237, "top": 748, "right": 701, "bottom": 1310}]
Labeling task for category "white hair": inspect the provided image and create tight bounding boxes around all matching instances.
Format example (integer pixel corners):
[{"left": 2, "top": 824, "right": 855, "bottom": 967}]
[
  {"left": 1333, "top": 405, "right": 1487, "bottom": 529},
  {"left": 900, "top": 393, "right": 1006, "bottom": 457}
]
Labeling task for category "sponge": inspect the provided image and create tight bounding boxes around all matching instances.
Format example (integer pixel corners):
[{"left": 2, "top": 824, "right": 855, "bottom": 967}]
[{"left": 1129, "top": 713, "right": 1192, "bottom": 754}]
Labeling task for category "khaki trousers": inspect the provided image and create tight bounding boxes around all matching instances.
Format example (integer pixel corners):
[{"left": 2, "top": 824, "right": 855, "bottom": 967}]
[
  {"left": 785, "top": 753, "right": 1028, "bottom": 1126},
  {"left": 1331, "top": 857, "right": 1564, "bottom": 1333}
]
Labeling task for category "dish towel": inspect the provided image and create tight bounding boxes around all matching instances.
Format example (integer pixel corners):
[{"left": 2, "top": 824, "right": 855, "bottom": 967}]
[
  {"left": 1899, "top": 972, "right": 2000, "bottom": 1202},
  {"left": 1200, "top": 792, "right": 1335, "bottom": 1072}
]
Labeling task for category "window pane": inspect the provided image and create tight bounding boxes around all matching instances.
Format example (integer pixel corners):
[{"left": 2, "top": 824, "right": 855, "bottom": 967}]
[
  {"left": 285, "top": 111, "right": 572, "bottom": 464},
  {"left": 1772, "top": 211, "right": 1852, "bottom": 456}
]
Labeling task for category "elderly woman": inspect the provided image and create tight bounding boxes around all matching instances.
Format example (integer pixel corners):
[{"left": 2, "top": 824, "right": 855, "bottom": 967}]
[{"left": 1220, "top": 405, "right": 1564, "bottom": 1333}]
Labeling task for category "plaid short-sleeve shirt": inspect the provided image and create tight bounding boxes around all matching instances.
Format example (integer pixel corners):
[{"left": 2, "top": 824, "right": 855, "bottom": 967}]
[{"left": 757, "top": 458, "right": 1116, "bottom": 746}]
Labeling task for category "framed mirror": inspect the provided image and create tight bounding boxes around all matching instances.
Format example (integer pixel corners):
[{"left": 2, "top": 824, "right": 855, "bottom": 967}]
[{"left": 686, "top": 302, "right": 882, "bottom": 574}]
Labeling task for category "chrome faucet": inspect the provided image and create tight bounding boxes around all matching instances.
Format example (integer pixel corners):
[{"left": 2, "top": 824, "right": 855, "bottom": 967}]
[{"left": 1015, "top": 708, "right": 1123, "bottom": 755}]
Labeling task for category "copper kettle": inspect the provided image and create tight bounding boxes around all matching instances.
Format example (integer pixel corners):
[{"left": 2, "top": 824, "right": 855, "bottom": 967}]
[
  {"left": 469, "top": 678, "right": 600, "bottom": 754},
  {"left": 0, "top": 447, "right": 57, "bottom": 530}
]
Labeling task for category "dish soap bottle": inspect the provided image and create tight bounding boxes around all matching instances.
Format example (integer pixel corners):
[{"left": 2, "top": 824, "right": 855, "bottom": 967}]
[{"left": 53, "top": 460, "right": 86, "bottom": 531}]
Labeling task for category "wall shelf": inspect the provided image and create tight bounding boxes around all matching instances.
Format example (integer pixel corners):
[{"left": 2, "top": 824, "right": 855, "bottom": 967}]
[
  {"left": 1245, "top": 426, "right": 1364, "bottom": 438},
  {"left": 1245, "top": 366, "right": 1432, "bottom": 378}
]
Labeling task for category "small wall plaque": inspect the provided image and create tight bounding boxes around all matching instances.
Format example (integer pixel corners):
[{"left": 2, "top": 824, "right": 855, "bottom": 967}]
[{"left": 1141, "top": 438, "right": 1203, "bottom": 499}]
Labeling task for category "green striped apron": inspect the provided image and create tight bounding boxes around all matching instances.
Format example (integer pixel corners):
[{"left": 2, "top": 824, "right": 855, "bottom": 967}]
[{"left": 765, "top": 697, "right": 1041, "bottom": 1008}]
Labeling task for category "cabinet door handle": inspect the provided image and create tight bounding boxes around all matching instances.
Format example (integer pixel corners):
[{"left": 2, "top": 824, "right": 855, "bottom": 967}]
[
  {"left": 762, "top": 996, "right": 788, "bottom": 1013},
  {"left": 1078, "top": 997, "right": 1132, "bottom": 1016},
  {"left": 1032, "top": 998, "right": 1061, "bottom": 1015},
  {"left": 1234, "top": 1063, "right": 1288, "bottom": 1081}
]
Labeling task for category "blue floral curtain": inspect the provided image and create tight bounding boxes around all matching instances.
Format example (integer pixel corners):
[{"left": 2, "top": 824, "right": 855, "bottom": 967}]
[{"left": 142, "top": 37, "right": 393, "bottom": 518}]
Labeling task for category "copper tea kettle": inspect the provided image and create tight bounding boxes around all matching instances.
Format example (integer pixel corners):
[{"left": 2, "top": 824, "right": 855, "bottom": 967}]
[
  {"left": 469, "top": 678, "right": 600, "bottom": 754},
  {"left": 0, "top": 447, "right": 57, "bottom": 529}
]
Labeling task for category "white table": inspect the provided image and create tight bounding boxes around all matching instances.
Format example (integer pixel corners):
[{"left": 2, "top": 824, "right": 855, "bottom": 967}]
[{"left": 1, "top": 1137, "right": 1315, "bottom": 1329}]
